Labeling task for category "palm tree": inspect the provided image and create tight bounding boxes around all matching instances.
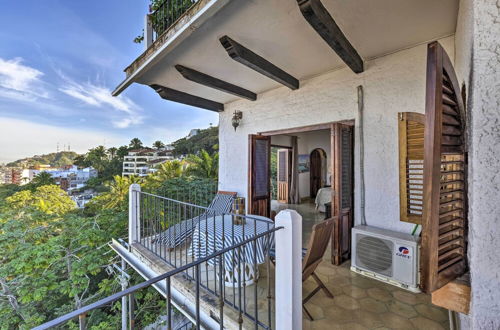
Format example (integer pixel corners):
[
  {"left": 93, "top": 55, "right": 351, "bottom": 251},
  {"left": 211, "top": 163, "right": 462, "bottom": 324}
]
[
  {"left": 129, "top": 138, "right": 143, "bottom": 150},
  {"left": 185, "top": 150, "right": 218, "bottom": 179},
  {"left": 31, "top": 172, "right": 55, "bottom": 187},
  {"left": 102, "top": 175, "right": 142, "bottom": 210},
  {"left": 152, "top": 140, "right": 165, "bottom": 150},
  {"left": 146, "top": 160, "right": 185, "bottom": 189},
  {"left": 107, "top": 147, "right": 117, "bottom": 159}
]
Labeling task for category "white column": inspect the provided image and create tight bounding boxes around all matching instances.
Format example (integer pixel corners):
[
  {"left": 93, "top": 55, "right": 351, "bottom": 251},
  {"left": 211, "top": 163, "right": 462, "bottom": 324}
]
[
  {"left": 129, "top": 183, "right": 141, "bottom": 245},
  {"left": 145, "top": 14, "right": 153, "bottom": 49},
  {"left": 275, "top": 210, "right": 302, "bottom": 330}
]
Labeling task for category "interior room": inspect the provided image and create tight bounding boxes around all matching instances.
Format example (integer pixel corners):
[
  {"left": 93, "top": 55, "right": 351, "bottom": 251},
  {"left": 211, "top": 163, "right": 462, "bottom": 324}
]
[{"left": 269, "top": 129, "right": 333, "bottom": 247}]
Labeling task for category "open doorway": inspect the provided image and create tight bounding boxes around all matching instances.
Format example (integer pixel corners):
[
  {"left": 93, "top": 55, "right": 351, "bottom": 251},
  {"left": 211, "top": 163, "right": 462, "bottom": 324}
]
[{"left": 249, "top": 122, "right": 355, "bottom": 265}]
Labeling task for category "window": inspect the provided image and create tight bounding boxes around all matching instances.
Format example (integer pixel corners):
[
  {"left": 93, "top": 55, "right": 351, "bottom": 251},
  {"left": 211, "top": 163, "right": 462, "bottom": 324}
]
[{"left": 398, "top": 112, "right": 425, "bottom": 224}]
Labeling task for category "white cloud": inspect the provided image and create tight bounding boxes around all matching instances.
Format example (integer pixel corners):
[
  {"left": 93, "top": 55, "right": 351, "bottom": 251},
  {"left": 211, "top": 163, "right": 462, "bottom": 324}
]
[
  {"left": 0, "top": 117, "right": 127, "bottom": 164},
  {"left": 0, "top": 57, "right": 49, "bottom": 100},
  {"left": 59, "top": 80, "right": 143, "bottom": 128}
]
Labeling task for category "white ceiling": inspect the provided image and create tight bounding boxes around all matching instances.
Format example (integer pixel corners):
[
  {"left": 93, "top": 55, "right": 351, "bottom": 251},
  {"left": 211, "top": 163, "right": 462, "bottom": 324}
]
[{"left": 137, "top": 0, "right": 458, "bottom": 105}]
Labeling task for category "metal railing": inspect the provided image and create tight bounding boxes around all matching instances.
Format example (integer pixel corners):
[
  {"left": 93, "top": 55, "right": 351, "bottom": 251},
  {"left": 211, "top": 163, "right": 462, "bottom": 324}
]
[
  {"left": 150, "top": 0, "right": 199, "bottom": 42},
  {"left": 35, "top": 187, "right": 280, "bottom": 329},
  {"left": 131, "top": 189, "right": 277, "bottom": 328}
]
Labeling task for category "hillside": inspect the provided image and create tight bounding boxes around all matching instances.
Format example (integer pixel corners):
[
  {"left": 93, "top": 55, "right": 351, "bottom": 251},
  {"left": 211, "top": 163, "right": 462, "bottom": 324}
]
[
  {"left": 172, "top": 126, "right": 219, "bottom": 156},
  {"left": 7, "top": 151, "right": 80, "bottom": 168}
]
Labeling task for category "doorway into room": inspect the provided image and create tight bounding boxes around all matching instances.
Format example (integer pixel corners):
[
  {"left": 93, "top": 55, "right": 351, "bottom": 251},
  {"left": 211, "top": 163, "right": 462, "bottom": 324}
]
[{"left": 248, "top": 121, "right": 355, "bottom": 265}]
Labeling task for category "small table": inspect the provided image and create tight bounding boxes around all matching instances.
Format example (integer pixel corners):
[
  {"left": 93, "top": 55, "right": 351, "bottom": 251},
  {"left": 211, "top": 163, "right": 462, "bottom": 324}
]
[{"left": 189, "top": 215, "right": 273, "bottom": 287}]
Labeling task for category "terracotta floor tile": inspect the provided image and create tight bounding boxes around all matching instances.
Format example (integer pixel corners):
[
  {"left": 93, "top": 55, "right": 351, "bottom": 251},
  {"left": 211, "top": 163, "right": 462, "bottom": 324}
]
[
  {"left": 342, "top": 285, "right": 368, "bottom": 299},
  {"left": 359, "top": 297, "right": 388, "bottom": 314},
  {"left": 380, "top": 312, "right": 416, "bottom": 329},
  {"left": 409, "top": 316, "right": 446, "bottom": 330},
  {"left": 387, "top": 300, "right": 418, "bottom": 318},
  {"left": 352, "top": 309, "right": 385, "bottom": 328},
  {"left": 367, "top": 287, "right": 393, "bottom": 302},
  {"left": 414, "top": 304, "right": 448, "bottom": 322},
  {"left": 334, "top": 294, "right": 361, "bottom": 310}
]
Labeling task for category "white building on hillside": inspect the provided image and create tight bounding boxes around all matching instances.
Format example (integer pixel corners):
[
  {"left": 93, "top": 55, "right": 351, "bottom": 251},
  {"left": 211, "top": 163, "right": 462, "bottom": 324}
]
[{"left": 122, "top": 148, "right": 174, "bottom": 177}]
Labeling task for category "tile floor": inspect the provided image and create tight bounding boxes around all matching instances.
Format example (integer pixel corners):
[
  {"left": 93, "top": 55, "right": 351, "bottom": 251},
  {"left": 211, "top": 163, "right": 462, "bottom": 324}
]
[{"left": 273, "top": 200, "right": 450, "bottom": 330}]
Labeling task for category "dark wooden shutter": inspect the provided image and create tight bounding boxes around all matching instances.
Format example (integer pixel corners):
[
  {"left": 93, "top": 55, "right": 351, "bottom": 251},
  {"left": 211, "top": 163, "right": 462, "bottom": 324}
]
[
  {"left": 421, "top": 41, "right": 467, "bottom": 293},
  {"left": 331, "top": 123, "right": 354, "bottom": 265},
  {"left": 399, "top": 112, "right": 425, "bottom": 224},
  {"left": 277, "top": 149, "right": 290, "bottom": 203},
  {"left": 248, "top": 134, "right": 271, "bottom": 217}
]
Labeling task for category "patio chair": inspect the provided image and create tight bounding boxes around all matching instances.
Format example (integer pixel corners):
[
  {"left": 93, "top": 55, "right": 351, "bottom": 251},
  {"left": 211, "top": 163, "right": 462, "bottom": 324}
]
[
  {"left": 302, "top": 218, "right": 334, "bottom": 321},
  {"left": 269, "top": 218, "right": 334, "bottom": 321},
  {"left": 153, "top": 191, "right": 237, "bottom": 249}
]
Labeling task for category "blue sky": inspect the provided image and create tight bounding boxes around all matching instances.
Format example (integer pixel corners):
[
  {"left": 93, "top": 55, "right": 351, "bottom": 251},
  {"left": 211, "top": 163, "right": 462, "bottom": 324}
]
[{"left": 0, "top": 0, "right": 218, "bottom": 163}]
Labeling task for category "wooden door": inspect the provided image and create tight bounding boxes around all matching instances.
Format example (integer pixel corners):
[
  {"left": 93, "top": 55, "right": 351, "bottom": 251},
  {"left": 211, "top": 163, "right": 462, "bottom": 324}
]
[
  {"left": 421, "top": 41, "right": 467, "bottom": 293},
  {"left": 277, "top": 149, "right": 290, "bottom": 203},
  {"left": 248, "top": 134, "right": 271, "bottom": 217},
  {"left": 310, "top": 149, "right": 322, "bottom": 198},
  {"left": 331, "top": 123, "right": 354, "bottom": 265}
]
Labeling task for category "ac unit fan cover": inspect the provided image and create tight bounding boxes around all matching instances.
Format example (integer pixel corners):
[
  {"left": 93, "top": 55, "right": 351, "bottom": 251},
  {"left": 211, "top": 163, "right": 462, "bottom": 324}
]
[{"left": 356, "top": 235, "right": 393, "bottom": 277}]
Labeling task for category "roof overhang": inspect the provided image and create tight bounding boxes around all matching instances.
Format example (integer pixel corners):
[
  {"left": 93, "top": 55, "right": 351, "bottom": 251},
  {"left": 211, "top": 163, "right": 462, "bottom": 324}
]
[{"left": 114, "top": 0, "right": 458, "bottom": 108}]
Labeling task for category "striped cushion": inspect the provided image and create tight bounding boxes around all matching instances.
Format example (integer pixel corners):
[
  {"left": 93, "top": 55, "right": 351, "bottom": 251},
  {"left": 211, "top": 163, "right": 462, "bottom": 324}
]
[{"left": 153, "top": 193, "right": 235, "bottom": 248}]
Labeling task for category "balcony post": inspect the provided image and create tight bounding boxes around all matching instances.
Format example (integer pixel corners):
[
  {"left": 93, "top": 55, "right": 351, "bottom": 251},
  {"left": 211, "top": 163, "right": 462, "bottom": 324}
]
[
  {"left": 275, "top": 210, "right": 302, "bottom": 330},
  {"left": 145, "top": 14, "right": 153, "bottom": 49},
  {"left": 129, "top": 183, "right": 141, "bottom": 245}
]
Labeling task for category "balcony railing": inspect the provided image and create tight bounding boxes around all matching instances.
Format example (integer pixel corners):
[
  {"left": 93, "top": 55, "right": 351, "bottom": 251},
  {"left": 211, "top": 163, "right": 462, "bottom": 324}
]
[
  {"left": 33, "top": 182, "right": 304, "bottom": 329},
  {"left": 131, "top": 189, "right": 277, "bottom": 328},
  {"left": 150, "top": 0, "right": 199, "bottom": 42}
]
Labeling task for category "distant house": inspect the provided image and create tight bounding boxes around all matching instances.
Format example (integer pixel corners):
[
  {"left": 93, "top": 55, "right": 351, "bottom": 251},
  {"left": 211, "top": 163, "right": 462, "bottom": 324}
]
[
  {"left": 122, "top": 148, "right": 174, "bottom": 177},
  {"left": 187, "top": 128, "right": 200, "bottom": 139}
]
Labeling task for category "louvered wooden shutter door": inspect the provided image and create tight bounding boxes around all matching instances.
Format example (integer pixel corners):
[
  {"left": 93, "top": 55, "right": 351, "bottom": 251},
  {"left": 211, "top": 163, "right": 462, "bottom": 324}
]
[
  {"left": 248, "top": 135, "right": 271, "bottom": 217},
  {"left": 421, "top": 41, "right": 467, "bottom": 293},
  {"left": 399, "top": 112, "right": 425, "bottom": 224}
]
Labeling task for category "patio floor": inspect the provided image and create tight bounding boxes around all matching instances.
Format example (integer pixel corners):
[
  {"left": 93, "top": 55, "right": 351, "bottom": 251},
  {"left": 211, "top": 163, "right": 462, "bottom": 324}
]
[{"left": 134, "top": 201, "right": 450, "bottom": 329}]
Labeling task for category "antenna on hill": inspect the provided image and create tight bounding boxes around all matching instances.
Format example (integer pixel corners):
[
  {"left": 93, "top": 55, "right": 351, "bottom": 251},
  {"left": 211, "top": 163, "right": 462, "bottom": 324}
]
[
  {"left": 57, "top": 142, "right": 60, "bottom": 152},
  {"left": 68, "top": 143, "right": 71, "bottom": 151}
]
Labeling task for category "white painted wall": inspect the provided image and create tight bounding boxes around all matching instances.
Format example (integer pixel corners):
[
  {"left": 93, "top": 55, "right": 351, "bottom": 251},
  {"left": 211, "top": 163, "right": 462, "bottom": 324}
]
[
  {"left": 455, "top": 0, "right": 500, "bottom": 328},
  {"left": 218, "top": 36, "right": 454, "bottom": 234}
]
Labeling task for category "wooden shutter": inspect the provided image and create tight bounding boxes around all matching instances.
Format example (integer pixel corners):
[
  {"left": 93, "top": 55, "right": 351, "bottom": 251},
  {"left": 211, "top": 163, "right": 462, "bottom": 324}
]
[
  {"left": 331, "top": 123, "right": 354, "bottom": 265},
  {"left": 248, "top": 134, "right": 271, "bottom": 217},
  {"left": 399, "top": 112, "right": 425, "bottom": 224},
  {"left": 421, "top": 41, "right": 467, "bottom": 293},
  {"left": 277, "top": 149, "right": 290, "bottom": 203}
]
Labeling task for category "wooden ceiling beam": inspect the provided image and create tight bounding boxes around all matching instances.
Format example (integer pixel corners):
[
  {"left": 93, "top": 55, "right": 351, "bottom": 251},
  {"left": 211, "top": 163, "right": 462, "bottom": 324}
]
[
  {"left": 219, "top": 35, "right": 299, "bottom": 90},
  {"left": 150, "top": 84, "right": 224, "bottom": 112},
  {"left": 297, "top": 0, "right": 364, "bottom": 73},
  {"left": 175, "top": 65, "right": 257, "bottom": 101}
]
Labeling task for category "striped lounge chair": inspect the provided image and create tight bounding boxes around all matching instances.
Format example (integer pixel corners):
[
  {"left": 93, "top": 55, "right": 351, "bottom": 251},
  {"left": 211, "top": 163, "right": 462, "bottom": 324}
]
[{"left": 153, "top": 191, "right": 237, "bottom": 249}]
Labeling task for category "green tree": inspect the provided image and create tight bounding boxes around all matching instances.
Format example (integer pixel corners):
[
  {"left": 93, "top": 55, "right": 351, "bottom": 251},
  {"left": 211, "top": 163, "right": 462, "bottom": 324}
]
[
  {"left": 185, "top": 149, "right": 218, "bottom": 179},
  {"left": 7, "top": 185, "right": 75, "bottom": 215},
  {"left": 129, "top": 138, "right": 143, "bottom": 150},
  {"left": 91, "top": 175, "right": 142, "bottom": 211},
  {"left": 152, "top": 140, "right": 165, "bottom": 150},
  {"left": 145, "top": 160, "right": 185, "bottom": 190},
  {"left": 29, "top": 172, "right": 55, "bottom": 189},
  {"left": 116, "top": 146, "right": 130, "bottom": 159},
  {"left": 172, "top": 126, "right": 218, "bottom": 157},
  {"left": 107, "top": 147, "right": 118, "bottom": 159}
]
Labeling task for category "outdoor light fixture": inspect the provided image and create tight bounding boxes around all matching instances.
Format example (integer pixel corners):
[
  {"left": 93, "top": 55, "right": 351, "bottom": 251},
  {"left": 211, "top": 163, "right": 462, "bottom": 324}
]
[{"left": 231, "top": 110, "right": 243, "bottom": 131}]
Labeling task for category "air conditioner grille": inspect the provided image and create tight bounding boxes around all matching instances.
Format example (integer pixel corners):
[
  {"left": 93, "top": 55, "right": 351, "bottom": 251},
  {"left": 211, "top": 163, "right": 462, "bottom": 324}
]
[{"left": 356, "top": 235, "right": 393, "bottom": 277}]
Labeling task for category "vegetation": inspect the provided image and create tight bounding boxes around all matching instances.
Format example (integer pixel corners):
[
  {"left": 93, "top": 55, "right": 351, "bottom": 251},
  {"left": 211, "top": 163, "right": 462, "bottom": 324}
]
[
  {"left": 171, "top": 126, "right": 218, "bottom": 157},
  {"left": 6, "top": 151, "right": 79, "bottom": 168},
  {"left": 0, "top": 142, "right": 220, "bottom": 328}
]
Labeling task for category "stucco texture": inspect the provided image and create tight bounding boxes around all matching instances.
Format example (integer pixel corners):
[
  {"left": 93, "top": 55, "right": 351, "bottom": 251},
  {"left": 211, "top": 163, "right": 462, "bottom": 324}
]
[
  {"left": 456, "top": 0, "right": 500, "bottom": 328},
  {"left": 218, "top": 36, "right": 454, "bottom": 235}
]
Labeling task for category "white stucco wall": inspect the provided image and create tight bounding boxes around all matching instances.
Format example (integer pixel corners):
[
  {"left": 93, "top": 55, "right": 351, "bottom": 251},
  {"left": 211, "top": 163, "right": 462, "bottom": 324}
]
[
  {"left": 455, "top": 0, "right": 500, "bottom": 328},
  {"left": 218, "top": 36, "right": 454, "bottom": 234}
]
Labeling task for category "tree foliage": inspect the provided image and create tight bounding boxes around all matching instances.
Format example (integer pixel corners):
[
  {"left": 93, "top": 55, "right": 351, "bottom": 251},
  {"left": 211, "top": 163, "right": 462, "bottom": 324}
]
[
  {"left": 185, "top": 150, "right": 218, "bottom": 179},
  {"left": 171, "top": 126, "right": 218, "bottom": 157}
]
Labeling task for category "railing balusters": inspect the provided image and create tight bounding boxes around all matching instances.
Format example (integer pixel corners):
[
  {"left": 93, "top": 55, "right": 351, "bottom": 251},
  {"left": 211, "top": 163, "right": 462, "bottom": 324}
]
[
  {"left": 150, "top": 0, "right": 200, "bottom": 43},
  {"left": 195, "top": 263, "right": 201, "bottom": 330},
  {"left": 166, "top": 277, "right": 172, "bottom": 330}
]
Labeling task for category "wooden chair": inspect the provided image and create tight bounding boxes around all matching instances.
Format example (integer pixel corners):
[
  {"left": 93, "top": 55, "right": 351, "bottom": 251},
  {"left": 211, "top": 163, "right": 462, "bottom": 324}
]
[{"left": 302, "top": 218, "right": 335, "bottom": 321}]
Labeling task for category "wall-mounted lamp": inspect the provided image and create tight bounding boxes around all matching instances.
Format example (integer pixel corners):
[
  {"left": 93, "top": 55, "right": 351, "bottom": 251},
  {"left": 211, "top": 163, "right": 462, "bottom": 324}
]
[{"left": 231, "top": 110, "right": 243, "bottom": 131}]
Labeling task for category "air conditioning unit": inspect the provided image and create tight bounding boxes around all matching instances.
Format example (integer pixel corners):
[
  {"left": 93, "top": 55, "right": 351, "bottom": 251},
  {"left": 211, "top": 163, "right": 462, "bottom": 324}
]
[{"left": 351, "top": 225, "right": 420, "bottom": 293}]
